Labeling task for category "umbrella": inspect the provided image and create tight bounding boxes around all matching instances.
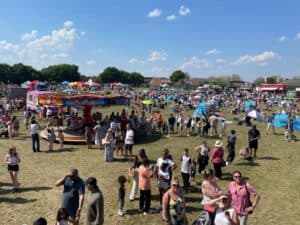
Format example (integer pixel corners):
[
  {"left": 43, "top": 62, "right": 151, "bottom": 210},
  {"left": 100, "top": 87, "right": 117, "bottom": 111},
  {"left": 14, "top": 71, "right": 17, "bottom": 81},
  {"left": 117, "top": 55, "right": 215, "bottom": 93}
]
[
  {"left": 247, "top": 110, "right": 264, "bottom": 122},
  {"left": 142, "top": 99, "right": 153, "bottom": 105}
]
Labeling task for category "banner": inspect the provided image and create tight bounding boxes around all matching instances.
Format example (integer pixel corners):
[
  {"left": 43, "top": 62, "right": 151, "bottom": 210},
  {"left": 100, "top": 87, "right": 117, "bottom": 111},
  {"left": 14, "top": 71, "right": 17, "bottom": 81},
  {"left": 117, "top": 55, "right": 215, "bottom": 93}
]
[{"left": 274, "top": 114, "right": 289, "bottom": 128}]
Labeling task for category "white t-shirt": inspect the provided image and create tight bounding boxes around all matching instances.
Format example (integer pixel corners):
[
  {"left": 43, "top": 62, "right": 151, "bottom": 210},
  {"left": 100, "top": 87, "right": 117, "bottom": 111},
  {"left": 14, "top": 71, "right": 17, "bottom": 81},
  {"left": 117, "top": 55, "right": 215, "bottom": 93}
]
[
  {"left": 30, "top": 123, "right": 39, "bottom": 134},
  {"left": 156, "top": 157, "right": 175, "bottom": 171},
  {"left": 199, "top": 145, "right": 210, "bottom": 156},
  {"left": 125, "top": 129, "right": 134, "bottom": 145},
  {"left": 214, "top": 207, "right": 234, "bottom": 225},
  {"left": 181, "top": 155, "right": 191, "bottom": 174},
  {"left": 4, "top": 153, "right": 20, "bottom": 166}
]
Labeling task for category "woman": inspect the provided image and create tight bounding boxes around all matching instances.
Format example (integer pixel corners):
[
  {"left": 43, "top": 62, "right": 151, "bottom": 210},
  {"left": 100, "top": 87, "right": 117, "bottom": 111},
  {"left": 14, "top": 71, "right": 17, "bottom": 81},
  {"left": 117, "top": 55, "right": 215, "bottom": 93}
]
[
  {"left": 102, "top": 128, "right": 114, "bottom": 162},
  {"left": 4, "top": 146, "right": 21, "bottom": 192},
  {"left": 207, "top": 194, "right": 239, "bottom": 225},
  {"left": 201, "top": 169, "right": 223, "bottom": 225},
  {"left": 162, "top": 177, "right": 186, "bottom": 225},
  {"left": 211, "top": 140, "right": 224, "bottom": 179}
]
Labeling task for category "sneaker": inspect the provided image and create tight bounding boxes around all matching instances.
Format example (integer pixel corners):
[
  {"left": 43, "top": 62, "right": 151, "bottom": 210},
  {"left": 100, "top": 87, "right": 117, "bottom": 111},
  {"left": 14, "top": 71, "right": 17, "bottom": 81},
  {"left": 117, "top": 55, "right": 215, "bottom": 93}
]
[
  {"left": 118, "top": 210, "right": 125, "bottom": 216},
  {"left": 226, "top": 161, "right": 229, "bottom": 166},
  {"left": 143, "top": 212, "right": 148, "bottom": 215}
]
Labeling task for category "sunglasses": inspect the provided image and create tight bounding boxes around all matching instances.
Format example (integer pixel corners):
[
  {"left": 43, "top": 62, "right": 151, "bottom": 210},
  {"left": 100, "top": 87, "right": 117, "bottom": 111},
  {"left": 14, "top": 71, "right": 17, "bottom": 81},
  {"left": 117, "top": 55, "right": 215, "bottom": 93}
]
[
  {"left": 172, "top": 184, "right": 179, "bottom": 188},
  {"left": 233, "top": 175, "right": 241, "bottom": 178}
]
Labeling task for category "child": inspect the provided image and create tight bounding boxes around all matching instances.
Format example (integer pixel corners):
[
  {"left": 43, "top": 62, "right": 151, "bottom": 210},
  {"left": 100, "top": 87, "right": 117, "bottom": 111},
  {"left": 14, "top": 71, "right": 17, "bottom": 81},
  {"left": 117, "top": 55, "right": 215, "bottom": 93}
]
[
  {"left": 157, "top": 163, "right": 170, "bottom": 210},
  {"left": 57, "top": 129, "right": 64, "bottom": 150},
  {"left": 118, "top": 175, "right": 127, "bottom": 216},
  {"left": 85, "top": 127, "right": 93, "bottom": 149},
  {"left": 47, "top": 129, "right": 55, "bottom": 151},
  {"left": 115, "top": 128, "right": 124, "bottom": 156},
  {"left": 220, "top": 119, "right": 226, "bottom": 137},
  {"left": 181, "top": 148, "right": 192, "bottom": 192},
  {"left": 55, "top": 208, "right": 69, "bottom": 225}
]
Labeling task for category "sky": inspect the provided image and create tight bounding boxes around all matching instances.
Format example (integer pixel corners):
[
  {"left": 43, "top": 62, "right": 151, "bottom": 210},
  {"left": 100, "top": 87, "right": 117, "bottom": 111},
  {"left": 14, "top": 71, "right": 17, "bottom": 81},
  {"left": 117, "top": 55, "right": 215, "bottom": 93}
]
[{"left": 0, "top": 0, "right": 300, "bottom": 81}]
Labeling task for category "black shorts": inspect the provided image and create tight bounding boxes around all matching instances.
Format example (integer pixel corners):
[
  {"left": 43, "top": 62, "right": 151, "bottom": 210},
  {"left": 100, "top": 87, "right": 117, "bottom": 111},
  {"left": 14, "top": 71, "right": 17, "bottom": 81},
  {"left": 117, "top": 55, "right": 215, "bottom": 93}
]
[
  {"left": 8, "top": 164, "right": 19, "bottom": 171},
  {"left": 249, "top": 141, "right": 258, "bottom": 150},
  {"left": 125, "top": 144, "right": 133, "bottom": 152}
]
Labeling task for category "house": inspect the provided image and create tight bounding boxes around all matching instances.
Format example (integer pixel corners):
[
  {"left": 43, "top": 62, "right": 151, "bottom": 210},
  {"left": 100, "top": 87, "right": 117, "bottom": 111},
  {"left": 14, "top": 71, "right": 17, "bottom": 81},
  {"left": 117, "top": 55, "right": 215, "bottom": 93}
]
[
  {"left": 149, "top": 77, "right": 171, "bottom": 89},
  {"left": 282, "top": 79, "right": 300, "bottom": 90}
]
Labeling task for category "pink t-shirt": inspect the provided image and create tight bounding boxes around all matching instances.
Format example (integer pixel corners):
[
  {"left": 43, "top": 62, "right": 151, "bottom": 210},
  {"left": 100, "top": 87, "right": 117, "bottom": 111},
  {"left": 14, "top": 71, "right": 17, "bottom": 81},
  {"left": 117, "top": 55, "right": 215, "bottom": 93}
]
[
  {"left": 211, "top": 147, "right": 224, "bottom": 164},
  {"left": 138, "top": 165, "right": 151, "bottom": 190},
  {"left": 228, "top": 181, "right": 257, "bottom": 215}
]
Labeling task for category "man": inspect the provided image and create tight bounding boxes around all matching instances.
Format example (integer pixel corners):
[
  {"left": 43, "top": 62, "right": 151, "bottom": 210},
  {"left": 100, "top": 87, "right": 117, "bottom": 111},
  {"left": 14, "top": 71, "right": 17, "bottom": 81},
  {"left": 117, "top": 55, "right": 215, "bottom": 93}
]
[
  {"left": 226, "top": 130, "right": 237, "bottom": 165},
  {"left": 155, "top": 149, "right": 177, "bottom": 184},
  {"left": 55, "top": 169, "right": 85, "bottom": 225},
  {"left": 33, "top": 217, "right": 47, "bottom": 225},
  {"left": 228, "top": 171, "right": 260, "bottom": 225},
  {"left": 167, "top": 113, "right": 176, "bottom": 137},
  {"left": 30, "top": 120, "right": 40, "bottom": 152},
  {"left": 266, "top": 113, "right": 275, "bottom": 134},
  {"left": 86, "top": 177, "right": 104, "bottom": 225},
  {"left": 248, "top": 125, "right": 260, "bottom": 158},
  {"left": 125, "top": 123, "right": 134, "bottom": 157},
  {"left": 156, "top": 111, "right": 163, "bottom": 134}
]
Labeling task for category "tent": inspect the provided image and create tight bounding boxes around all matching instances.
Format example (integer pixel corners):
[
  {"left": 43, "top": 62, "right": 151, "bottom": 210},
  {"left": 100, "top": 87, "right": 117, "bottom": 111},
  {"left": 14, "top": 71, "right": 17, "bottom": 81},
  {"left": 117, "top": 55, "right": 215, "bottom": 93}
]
[
  {"left": 61, "top": 81, "right": 69, "bottom": 86},
  {"left": 247, "top": 110, "right": 264, "bottom": 122},
  {"left": 293, "top": 118, "right": 300, "bottom": 131}
]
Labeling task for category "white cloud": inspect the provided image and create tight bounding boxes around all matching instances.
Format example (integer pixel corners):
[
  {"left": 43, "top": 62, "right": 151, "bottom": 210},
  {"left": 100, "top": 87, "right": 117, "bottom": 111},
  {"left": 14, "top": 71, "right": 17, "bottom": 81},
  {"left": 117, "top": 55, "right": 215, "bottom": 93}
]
[
  {"left": 64, "top": 20, "right": 74, "bottom": 29},
  {"left": 0, "top": 40, "right": 19, "bottom": 52},
  {"left": 296, "top": 32, "right": 300, "bottom": 40},
  {"left": 234, "top": 51, "right": 278, "bottom": 64},
  {"left": 87, "top": 59, "right": 96, "bottom": 65},
  {"left": 206, "top": 49, "right": 221, "bottom": 55},
  {"left": 166, "top": 15, "right": 176, "bottom": 21},
  {"left": 129, "top": 58, "right": 145, "bottom": 64},
  {"left": 22, "top": 30, "right": 38, "bottom": 42},
  {"left": 279, "top": 35, "right": 287, "bottom": 42},
  {"left": 148, "top": 8, "right": 162, "bottom": 18},
  {"left": 179, "top": 6, "right": 190, "bottom": 16},
  {"left": 148, "top": 50, "right": 168, "bottom": 62},
  {"left": 80, "top": 31, "right": 86, "bottom": 36},
  {"left": 180, "top": 56, "right": 209, "bottom": 70},
  {"left": 0, "top": 21, "right": 78, "bottom": 67},
  {"left": 216, "top": 58, "right": 226, "bottom": 63}
]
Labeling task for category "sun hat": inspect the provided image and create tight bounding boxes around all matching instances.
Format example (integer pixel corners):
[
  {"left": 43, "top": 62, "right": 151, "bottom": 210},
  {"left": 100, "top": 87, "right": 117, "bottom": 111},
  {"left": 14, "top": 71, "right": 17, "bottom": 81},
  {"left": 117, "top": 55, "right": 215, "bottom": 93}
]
[{"left": 214, "top": 140, "right": 223, "bottom": 147}]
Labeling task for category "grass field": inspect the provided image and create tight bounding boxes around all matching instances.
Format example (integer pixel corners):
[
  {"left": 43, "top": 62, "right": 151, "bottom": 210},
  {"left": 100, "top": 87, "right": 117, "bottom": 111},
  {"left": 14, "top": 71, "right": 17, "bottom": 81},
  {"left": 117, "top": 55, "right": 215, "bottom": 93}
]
[{"left": 0, "top": 105, "right": 299, "bottom": 225}]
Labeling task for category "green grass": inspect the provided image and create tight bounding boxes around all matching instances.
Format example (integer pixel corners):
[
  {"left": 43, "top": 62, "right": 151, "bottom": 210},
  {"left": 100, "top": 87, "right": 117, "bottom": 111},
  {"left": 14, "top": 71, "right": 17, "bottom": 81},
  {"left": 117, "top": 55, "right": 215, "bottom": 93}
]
[{"left": 0, "top": 105, "right": 299, "bottom": 225}]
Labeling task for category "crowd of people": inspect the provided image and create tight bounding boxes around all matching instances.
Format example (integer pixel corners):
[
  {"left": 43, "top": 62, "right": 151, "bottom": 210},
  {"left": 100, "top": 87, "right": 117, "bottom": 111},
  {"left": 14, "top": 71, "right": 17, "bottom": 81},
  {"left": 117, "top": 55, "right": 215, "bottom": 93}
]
[{"left": 1, "top": 85, "right": 298, "bottom": 225}]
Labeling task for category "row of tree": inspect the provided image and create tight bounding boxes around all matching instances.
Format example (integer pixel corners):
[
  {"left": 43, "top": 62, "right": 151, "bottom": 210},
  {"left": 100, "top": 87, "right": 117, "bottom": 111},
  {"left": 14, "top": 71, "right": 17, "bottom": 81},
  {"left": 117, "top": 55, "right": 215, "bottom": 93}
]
[{"left": 0, "top": 63, "right": 81, "bottom": 84}]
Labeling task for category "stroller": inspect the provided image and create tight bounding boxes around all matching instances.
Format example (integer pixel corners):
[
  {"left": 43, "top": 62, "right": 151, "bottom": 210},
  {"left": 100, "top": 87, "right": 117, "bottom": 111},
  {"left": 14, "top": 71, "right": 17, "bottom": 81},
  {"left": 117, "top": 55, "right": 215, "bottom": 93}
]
[{"left": 192, "top": 211, "right": 211, "bottom": 225}]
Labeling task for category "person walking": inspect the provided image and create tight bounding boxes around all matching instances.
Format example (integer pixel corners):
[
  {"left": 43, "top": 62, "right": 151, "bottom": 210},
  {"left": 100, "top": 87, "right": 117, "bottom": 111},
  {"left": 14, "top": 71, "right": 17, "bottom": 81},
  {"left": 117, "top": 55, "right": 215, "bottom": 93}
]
[
  {"left": 4, "top": 146, "right": 21, "bottom": 192},
  {"left": 85, "top": 176, "right": 104, "bottom": 225},
  {"left": 30, "top": 120, "right": 40, "bottom": 152},
  {"left": 226, "top": 130, "right": 237, "bottom": 165},
  {"left": 211, "top": 140, "right": 224, "bottom": 179},
  {"left": 248, "top": 125, "right": 260, "bottom": 158},
  {"left": 228, "top": 171, "right": 260, "bottom": 225},
  {"left": 124, "top": 124, "right": 134, "bottom": 158},
  {"left": 55, "top": 169, "right": 85, "bottom": 225}
]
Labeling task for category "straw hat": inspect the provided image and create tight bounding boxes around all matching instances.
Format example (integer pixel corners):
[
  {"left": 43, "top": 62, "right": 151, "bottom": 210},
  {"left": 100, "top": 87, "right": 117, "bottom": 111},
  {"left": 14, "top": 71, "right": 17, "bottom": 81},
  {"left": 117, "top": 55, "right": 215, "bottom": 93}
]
[{"left": 214, "top": 140, "right": 223, "bottom": 147}]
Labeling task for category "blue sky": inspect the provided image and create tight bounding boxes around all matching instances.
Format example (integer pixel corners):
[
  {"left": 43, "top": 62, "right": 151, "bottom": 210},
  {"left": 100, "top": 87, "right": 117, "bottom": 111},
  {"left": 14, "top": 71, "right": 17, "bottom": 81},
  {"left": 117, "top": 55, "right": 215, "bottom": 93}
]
[{"left": 0, "top": 0, "right": 300, "bottom": 81}]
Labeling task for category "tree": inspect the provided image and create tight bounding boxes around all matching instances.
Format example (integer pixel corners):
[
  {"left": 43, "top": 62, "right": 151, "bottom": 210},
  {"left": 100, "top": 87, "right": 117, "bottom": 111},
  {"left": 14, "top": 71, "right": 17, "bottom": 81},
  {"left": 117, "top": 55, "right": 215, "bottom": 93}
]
[
  {"left": 253, "top": 77, "right": 265, "bottom": 85},
  {"left": 40, "top": 64, "right": 80, "bottom": 82},
  {"left": 208, "top": 76, "right": 227, "bottom": 87},
  {"left": 170, "top": 70, "right": 187, "bottom": 83},
  {"left": 128, "top": 72, "right": 144, "bottom": 86}
]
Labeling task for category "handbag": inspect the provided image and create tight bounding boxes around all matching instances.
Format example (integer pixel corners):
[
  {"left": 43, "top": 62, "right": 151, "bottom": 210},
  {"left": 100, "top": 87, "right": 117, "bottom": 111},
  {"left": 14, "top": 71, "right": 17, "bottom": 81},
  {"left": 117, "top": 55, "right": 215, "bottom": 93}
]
[{"left": 244, "top": 183, "right": 253, "bottom": 214}]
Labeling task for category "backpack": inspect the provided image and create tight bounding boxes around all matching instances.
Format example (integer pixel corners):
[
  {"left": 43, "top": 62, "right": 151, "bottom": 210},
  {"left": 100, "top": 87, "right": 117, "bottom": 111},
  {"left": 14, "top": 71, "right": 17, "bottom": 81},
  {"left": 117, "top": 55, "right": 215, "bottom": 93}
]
[{"left": 192, "top": 211, "right": 211, "bottom": 225}]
